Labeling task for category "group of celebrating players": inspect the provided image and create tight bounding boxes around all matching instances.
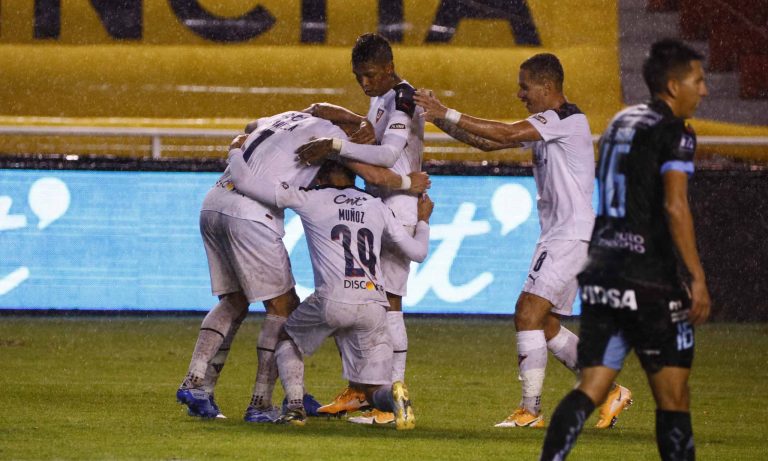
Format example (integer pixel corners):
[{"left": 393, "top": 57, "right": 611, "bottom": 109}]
[{"left": 176, "top": 31, "right": 710, "bottom": 461}]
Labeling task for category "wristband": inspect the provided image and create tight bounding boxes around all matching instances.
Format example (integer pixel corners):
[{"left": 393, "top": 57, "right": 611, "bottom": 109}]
[
  {"left": 331, "top": 137, "right": 343, "bottom": 154},
  {"left": 444, "top": 108, "right": 462, "bottom": 124},
  {"left": 398, "top": 174, "right": 412, "bottom": 190}
]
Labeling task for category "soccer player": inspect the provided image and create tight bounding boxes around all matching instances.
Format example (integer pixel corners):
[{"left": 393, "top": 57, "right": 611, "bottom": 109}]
[
  {"left": 176, "top": 111, "right": 428, "bottom": 422},
  {"left": 227, "top": 148, "right": 433, "bottom": 430},
  {"left": 414, "top": 53, "right": 632, "bottom": 429},
  {"left": 539, "top": 39, "right": 710, "bottom": 461},
  {"left": 295, "top": 32, "right": 425, "bottom": 425}
]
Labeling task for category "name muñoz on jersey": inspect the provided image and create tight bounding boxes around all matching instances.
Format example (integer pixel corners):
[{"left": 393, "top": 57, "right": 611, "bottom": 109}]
[
  {"left": 581, "top": 99, "right": 697, "bottom": 288},
  {"left": 524, "top": 103, "right": 595, "bottom": 243},
  {"left": 201, "top": 112, "right": 346, "bottom": 236}
]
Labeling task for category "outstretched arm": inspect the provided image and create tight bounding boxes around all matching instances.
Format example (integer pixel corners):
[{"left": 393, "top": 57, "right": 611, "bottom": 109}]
[
  {"left": 414, "top": 89, "right": 539, "bottom": 145},
  {"left": 431, "top": 117, "right": 518, "bottom": 152},
  {"left": 304, "top": 103, "right": 366, "bottom": 125},
  {"left": 343, "top": 159, "right": 430, "bottom": 194},
  {"left": 663, "top": 170, "right": 711, "bottom": 325}
]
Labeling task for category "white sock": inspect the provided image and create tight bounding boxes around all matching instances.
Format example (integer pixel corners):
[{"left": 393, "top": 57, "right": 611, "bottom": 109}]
[
  {"left": 251, "top": 314, "right": 287, "bottom": 408},
  {"left": 185, "top": 298, "right": 242, "bottom": 387},
  {"left": 547, "top": 326, "right": 579, "bottom": 375},
  {"left": 517, "top": 330, "right": 547, "bottom": 415},
  {"left": 387, "top": 311, "right": 407, "bottom": 383},
  {"left": 202, "top": 309, "right": 247, "bottom": 393},
  {"left": 275, "top": 339, "right": 304, "bottom": 409}
]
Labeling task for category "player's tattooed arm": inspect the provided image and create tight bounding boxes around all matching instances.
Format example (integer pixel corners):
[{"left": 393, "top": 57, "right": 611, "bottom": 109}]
[
  {"left": 432, "top": 117, "right": 513, "bottom": 152},
  {"left": 344, "top": 160, "right": 431, "bottom": 194}
]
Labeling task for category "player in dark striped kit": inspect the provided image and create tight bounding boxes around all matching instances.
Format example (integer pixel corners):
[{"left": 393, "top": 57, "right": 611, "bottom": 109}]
[{"left": 540, "top": 39, "right": 711, "bottom": 461}]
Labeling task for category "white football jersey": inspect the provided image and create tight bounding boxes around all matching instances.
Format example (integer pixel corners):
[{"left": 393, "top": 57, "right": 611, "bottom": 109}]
[
  {"left": 523, "top": 103, "right": 595, "bottom": 242},
  {"left": 364, "top": 80, "right": 425, "bottom": 225},
  {"left": 275, "top": 184, "right": 427, "bottom": 304},
  {"left": 201, "top": 111, "right": 346, "bottom": 236}
]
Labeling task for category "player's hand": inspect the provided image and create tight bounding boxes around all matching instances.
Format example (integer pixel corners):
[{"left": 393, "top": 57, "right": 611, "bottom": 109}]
[
  {"left": 408, "top": 172, "right": 431, "bottom": 194},
  {"left": 244, "top": 120, "right": 259, "bottom": 134},
  {"left": 417, "top": 193, "right": 434, "bottom": 223},
  {"left": 350, "top": 119, "right": 376, "bottom": 145},
  {"left": 688, "top": 278, "right": 711, "bottom": 326},
  {"left": 227, "top": 134, "right": 249, "bottom": 163},
  {"left": 227, "top": 135, "right": 248, "bottom": 163},
  {"left": 296, "top": 137, "right": 334, "bottom": 166},
  {"left": 414, "top": 89, "right": 447, "bottom": 123}
]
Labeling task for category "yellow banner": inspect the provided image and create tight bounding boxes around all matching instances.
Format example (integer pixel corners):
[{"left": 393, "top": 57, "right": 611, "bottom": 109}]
[{"left": 1, "top": 0, "right": 613, "bottom": 47}]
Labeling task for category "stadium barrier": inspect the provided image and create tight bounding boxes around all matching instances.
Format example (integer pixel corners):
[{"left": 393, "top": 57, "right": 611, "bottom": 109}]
[{"left": 0, "top": 155, "right": 765, "bottom": 321}]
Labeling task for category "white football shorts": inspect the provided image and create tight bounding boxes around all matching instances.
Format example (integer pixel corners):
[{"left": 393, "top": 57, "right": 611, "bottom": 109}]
[
  {"left": 381, "top": 224, "right": 416, "bottom": 297},
  {"left": 521, "top": 239, "right": 589, "bottom": 315},
  {"left": 200, "top": 210, "right": 295, "bottom": 303},
  {"left": 285, "top": 293, "right": 392, "bottom": 385}
]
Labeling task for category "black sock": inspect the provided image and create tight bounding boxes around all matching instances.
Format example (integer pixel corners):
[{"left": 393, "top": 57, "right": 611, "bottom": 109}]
[
  {"left": 540, "top": 390, "right": 596, "bottom": 461},
  {"left": 656, "top": 410, "right": 695, "bottom": 461},
  {"left": 371, "top": 388, "right": 395, "bottom": 413}
]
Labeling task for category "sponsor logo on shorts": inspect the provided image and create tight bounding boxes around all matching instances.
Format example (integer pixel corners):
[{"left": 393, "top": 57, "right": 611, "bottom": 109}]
[
  {"left": 669, "top": 299, "right": 689, "bottom": 323},
  {"left": 581, "top": 284, "right": 638, "bottom": 310},
  {"left": 533, "top": 114, "right": 547, "bottom": 124},
  {"left": 596, "top": 231, "right": 646, "bottom": 254},
  {"left": 388, "top": 123, "right": 406, "bottom": 129},
  {"left": 344, "top": 279, "right": 383, "bottom": 292}
]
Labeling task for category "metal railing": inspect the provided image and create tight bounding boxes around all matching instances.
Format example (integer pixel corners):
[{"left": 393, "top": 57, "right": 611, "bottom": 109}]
[{"left": 0, "top": 125, "right": 767, "bottom": 159}]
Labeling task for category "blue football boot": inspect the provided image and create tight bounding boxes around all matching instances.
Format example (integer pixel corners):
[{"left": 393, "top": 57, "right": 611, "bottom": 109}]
[{"left": 176, "top": 387, "right": 220, "bottom": 419}]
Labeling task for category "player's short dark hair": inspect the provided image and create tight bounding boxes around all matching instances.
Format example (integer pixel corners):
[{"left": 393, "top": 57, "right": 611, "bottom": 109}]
[
  {"left": 316, "top": 160, "right": 355, "bottom": 185},
  {"left": 352, "top": 33, "right": 393, "bottom": 66},
  {"left": 520, "top": 53, "right": 564, "bottom": 90},
  {"left": 642, "top": 39, "right": 704, "bottom": 97}
]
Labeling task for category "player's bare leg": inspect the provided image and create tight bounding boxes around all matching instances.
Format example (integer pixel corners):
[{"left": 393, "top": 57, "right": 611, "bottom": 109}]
[{"left": 178, "top": 291, "right": 249, "bottom": 418}]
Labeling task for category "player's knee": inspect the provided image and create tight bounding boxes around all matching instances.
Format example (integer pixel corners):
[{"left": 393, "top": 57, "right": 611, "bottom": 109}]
[
  {"left": 658, "top": 386, "right": 690, "bottom": 411},
  {"left": 264, "top": 289, "right": 300, "bottom": 316},
  {"left": 220, "top": 291, "right": 249, "bottom": 310},
  {"left": 514, "top": 304, "right": 544, "bottom": 330},
  {"left": 386, "top": 292, "right": 402, "bottom": 311}
]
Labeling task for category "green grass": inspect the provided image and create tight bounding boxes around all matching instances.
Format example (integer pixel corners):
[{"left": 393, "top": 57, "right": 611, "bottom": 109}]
[{"left": 1, "top": 316, "right": 766, "bottom": 460}]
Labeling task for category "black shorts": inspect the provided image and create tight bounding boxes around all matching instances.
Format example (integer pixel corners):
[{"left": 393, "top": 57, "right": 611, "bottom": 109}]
[{"left": 577, "top": 279, "right": 694, "bottom": 374}]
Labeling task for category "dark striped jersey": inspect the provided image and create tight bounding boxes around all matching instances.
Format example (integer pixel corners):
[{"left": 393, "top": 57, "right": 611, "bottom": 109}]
[{"left": 579, "top": 99, "right": 696, "bottom": 288}]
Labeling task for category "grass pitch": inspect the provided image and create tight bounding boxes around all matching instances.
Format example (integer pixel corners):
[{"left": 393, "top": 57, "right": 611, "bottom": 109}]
[{"left": 1, "top": 316, "right": 766, "bottom": 460}]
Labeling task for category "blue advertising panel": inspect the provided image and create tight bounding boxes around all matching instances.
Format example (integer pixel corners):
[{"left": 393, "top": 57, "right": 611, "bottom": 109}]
[{"left": 0, "top": 170, "right": 596, "bottom": 314}]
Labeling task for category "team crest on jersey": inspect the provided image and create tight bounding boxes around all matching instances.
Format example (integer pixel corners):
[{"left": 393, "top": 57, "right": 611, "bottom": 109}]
[
  {"left": 281, "top": 181, "right": 289, "bottom": 189},
  {"left": 533, "top": 114, "right": 547, "bottom": 124},
  {"left": 389, "top": 123, "right": 406, "bottom": 129},
  {"left": 375, "top": 108, "right": 385, "bottom": 123}
]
